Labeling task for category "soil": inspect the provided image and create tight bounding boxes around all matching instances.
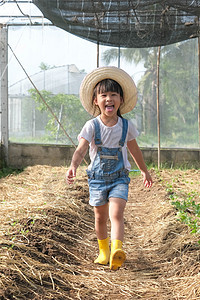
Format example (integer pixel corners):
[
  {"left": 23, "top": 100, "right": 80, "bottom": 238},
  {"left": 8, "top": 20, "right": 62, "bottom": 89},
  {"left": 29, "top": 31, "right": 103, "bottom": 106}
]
[{"left": 0, "top": 165, "right": 200, "bottom": 299}]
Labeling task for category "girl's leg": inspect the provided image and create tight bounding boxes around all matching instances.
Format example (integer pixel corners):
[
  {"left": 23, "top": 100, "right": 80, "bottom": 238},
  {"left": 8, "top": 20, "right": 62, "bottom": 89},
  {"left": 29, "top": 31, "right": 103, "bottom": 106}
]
[
  {"left": 109, "top": 197, "right": 126, "bottom": 270},
  {"left": 94, "top": 203, "right": 109, "bottom": 239},
  {"left": 109, "top": 197, "right": 126, "bottom": 241},
  {"left": 93, "top": 203, "right": 110, "bottom": 264}
]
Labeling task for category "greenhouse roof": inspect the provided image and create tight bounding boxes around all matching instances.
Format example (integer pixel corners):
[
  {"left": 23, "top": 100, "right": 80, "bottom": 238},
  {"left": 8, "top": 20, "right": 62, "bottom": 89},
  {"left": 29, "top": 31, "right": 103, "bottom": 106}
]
[{"left": 33, "top": 0, "right": 200, "bottom": 48}]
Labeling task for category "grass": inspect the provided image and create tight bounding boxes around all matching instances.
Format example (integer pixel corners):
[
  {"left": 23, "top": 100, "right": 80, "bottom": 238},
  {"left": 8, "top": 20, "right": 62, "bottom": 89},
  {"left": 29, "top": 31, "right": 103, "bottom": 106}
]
[{"left": 0, "top": 167, "right": 23, "bottom": 179}]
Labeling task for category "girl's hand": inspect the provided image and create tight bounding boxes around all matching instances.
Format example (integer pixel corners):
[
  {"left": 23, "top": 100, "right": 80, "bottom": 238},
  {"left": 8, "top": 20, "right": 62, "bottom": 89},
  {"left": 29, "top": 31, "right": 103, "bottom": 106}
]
[
  {"left": 141, "top": 171, "right": 153, "bottom": 188},
  {"left": 66, "top": 168, "right": 76, "bottom": 185}
]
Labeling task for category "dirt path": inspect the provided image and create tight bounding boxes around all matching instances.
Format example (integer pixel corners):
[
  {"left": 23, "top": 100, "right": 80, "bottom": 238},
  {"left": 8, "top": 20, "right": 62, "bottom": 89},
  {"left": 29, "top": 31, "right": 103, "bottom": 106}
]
[
  {"left": 0, "top": 166, "right": 200, "bottom": 299},
  {"left": 84, "top": 170, "right": 176, "bottom": 299},
  {"left": 122, "top": 173, "right": 174, "bottom": 299}
]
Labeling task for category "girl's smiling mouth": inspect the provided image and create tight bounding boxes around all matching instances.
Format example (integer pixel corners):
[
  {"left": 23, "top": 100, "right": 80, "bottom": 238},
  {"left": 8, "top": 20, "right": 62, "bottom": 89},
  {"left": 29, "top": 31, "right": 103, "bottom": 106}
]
[{"left": 105, "top": 105, "right": 114, "bottom": 112}]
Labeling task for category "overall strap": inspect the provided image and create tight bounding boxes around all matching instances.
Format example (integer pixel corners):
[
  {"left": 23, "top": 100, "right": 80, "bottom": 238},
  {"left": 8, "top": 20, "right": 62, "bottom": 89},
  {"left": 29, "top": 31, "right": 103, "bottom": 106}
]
[
  {"left": 93, "top": 118, "right": 102, "bottom": 145},
  {"left": 119, "top": 118, "right": 128, "bottom": 147}
]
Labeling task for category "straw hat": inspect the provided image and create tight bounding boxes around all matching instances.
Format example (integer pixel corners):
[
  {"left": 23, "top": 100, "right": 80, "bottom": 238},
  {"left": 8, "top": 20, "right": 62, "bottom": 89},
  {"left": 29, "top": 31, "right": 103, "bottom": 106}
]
[{"left": 79, "top": 66, "right": 137, "bottom": 116}]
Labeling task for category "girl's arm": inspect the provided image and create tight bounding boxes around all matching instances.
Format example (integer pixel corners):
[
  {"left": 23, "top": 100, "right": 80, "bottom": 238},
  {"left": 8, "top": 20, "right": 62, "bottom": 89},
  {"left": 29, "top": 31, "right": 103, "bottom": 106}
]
[
  {"left": 66, "top": 137, "right": 89, "bottom": 184},
  {"left": 127, "top": 139, "right": 153, "bottom": 188}
]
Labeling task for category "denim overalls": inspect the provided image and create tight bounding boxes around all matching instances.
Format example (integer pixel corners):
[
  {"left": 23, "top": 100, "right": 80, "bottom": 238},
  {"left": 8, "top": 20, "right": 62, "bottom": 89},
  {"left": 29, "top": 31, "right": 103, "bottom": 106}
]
[{"left": 87, "top": 117, "right": 130, "bottom": 206}]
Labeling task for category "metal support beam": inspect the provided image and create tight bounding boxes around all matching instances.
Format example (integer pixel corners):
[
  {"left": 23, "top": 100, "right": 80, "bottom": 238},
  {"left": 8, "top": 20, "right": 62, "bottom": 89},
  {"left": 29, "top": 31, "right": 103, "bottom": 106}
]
[
  {"left": 0, "top": 24, "right": 8, "bottom": 165},
  {"left": 198, "top": 36, "right": 200, "bottom": 147},
  {"left": 118, "top": 46, "right": 120, "bottom": 68},
  {"left": 156, "top": 46, "right": 161, "bottom": 169}
]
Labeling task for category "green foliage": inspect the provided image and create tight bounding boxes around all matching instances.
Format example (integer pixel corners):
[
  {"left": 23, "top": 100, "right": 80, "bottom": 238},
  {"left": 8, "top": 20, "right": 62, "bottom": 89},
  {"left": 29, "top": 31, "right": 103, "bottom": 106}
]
[
  {"left": 20, "top": 95, "right": 48, "bottom": 133},
  {"left": 167, "top": 186, "right": 200, "bottom": 242},
  {"left": 39, "top": 62, "right": 52, "bottom": 70},
  {"left": 28, "top": 89, "right": 91, "bottom": 144},
  {"left": 102, "top": 40, "right": 199, "bottom": 148},
  {"left": 160, "top": 40, "right": 198, "bottom": 140},
  {"left": 172, "top": 195, "right": 200, "bottom": 235},
  {"left": 0, "top": 168, "right": 23, "bottom": 179}
]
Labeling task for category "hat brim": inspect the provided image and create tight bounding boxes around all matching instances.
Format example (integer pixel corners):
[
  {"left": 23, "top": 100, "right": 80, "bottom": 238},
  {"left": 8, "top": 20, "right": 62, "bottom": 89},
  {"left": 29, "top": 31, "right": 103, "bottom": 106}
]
[{"left": 79, "top": 66, "right": 137, "bottom": 116}]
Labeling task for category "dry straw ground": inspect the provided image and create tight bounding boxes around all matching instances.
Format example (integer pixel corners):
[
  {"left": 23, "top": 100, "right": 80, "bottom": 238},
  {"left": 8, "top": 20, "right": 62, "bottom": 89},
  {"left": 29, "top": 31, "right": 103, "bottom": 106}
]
[{"left": 0, "top": 165, "right": 200, "bottom": 299}]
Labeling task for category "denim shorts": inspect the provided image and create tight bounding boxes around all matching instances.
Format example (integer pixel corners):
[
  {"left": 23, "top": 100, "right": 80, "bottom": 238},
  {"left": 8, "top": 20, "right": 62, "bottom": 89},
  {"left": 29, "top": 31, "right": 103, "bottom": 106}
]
[{"left": 88, "top": 176, "right": 130, "bottom": 207}]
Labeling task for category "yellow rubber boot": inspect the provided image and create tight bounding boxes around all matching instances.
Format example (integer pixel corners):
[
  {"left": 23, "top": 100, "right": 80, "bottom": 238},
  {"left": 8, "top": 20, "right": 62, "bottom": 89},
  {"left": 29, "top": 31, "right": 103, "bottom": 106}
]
[
  {"left": 94, "top": 237, "right": 110, "bottom": 265},
  {"left": 110, "top": 240, "right": 126, "bottom": 270}
]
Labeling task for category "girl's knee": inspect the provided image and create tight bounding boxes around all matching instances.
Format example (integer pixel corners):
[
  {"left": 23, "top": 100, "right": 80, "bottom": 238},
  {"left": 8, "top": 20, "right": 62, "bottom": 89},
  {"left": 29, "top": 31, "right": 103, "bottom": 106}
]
[
  {"left": 109, "top": 198, "right": 126, "bottom": 221},
  {"left": 110, "top": 211, "right": 123, "bottom": 223},
  {"left": 95, "top": 215, "right": 108, "bottom": 225},
  {"left": 94, "top": 205, "right": 109, "bottom": 223}
]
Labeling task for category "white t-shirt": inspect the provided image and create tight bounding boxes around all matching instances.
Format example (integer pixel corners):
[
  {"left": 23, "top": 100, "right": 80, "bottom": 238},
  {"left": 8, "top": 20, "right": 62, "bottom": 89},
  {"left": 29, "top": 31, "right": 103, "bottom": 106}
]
[{"left": 79, "top": 116, "right": 139, "bottom": 170}]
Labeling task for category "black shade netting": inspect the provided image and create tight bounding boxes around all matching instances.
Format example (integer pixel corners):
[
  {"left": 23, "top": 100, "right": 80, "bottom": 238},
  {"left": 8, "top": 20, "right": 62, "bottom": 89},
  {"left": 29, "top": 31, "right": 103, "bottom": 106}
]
[{"left": 33, "top": 0, "right": 200, "bottom": 48}]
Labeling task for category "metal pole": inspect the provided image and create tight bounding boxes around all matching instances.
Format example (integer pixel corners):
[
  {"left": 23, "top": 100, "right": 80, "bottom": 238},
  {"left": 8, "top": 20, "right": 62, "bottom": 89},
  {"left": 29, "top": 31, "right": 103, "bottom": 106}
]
[
  {"left": 97, "top": 40, "right": 99, "bottom": 67},
  {"left": 118, "top": 46, "right": 120, "bottom": 68},
  {"left": 157, "top": 46, "right": 161, "bottom": 169},
  {"left": 198, "top": 36, "right": 200, "bottom": 147},
  {"left": 97, "top": 30, "right": 100, "bottom": 67},
  {"left": 0, "top": 24, "right": 8, "bottom": 166}
]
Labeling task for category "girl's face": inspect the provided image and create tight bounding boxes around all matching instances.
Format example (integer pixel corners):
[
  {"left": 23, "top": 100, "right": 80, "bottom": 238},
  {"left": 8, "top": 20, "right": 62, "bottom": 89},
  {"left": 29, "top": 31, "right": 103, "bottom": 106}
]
[{"left": 94, "top": 91, "right": 123, "bottom": 118}]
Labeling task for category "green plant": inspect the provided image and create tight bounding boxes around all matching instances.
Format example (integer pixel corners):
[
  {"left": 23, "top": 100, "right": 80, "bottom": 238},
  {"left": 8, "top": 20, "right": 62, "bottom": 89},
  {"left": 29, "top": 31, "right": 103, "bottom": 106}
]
[
  {"left": 171, "top": 192, "right": 200, "bottom": 241},
  {"left": 0, "top": 167, "right": 23, "bottom": 179}
]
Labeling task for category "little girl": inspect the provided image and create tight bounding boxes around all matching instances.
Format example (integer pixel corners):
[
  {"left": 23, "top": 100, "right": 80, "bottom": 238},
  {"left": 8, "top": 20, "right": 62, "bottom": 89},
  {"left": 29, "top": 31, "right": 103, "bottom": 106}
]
[{"left": 66, "top": 66, "right": 152, "bottom": 271}]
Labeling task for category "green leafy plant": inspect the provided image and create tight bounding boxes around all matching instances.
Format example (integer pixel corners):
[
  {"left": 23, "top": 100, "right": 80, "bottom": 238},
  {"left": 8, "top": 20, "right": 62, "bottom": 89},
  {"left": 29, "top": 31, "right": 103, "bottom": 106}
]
[{"left": 171, "top": 192, "right": 200, "bottom": 242}]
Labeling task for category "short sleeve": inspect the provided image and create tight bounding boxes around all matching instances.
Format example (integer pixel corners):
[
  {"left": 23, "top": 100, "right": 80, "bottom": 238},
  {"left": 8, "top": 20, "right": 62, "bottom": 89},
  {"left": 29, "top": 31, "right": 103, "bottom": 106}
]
[
  {"left": 127, "top": 120, "right": 139, "bottom": 141},
  {"left": 78, "top": 119, "right": 95, "bottom": 143}
]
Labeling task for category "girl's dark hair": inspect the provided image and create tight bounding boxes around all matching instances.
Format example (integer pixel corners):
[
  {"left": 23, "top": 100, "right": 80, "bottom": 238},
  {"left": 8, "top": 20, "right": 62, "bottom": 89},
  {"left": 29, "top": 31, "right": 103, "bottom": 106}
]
[{"left": 93, "top": 79, "right": 123, "bottom": 118}]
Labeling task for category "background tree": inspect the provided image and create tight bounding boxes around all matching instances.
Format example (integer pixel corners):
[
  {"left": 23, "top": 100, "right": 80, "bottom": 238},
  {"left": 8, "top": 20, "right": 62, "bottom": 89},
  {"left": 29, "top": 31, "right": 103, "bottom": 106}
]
[
  {"left": 39, "top": 62, "right": 52, "bottom": 71},
  {"left": 159, "top": 39, "right": 198, "bottom": 147},
  {"left": 102, "top": 40, "right": 198, "bottom": 148},
  {"left": 29, "top": 89, "right": 90, "bottom": 144},
  {"left": 102, "top": 48, "right": 159, "bottom": 136}
]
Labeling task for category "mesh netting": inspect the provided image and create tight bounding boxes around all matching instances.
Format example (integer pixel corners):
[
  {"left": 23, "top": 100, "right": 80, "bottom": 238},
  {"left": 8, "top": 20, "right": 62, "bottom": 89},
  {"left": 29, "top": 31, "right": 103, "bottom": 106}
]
[{"left": 33, "top": 0, "right": 200, "bottom": 48}]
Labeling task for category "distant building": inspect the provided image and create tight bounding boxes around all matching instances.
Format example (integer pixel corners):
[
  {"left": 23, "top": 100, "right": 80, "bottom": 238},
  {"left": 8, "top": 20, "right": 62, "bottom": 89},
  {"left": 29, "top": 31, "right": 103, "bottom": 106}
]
[{"left": 9, "top": 64, "right": 86, "bottom": 96}]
